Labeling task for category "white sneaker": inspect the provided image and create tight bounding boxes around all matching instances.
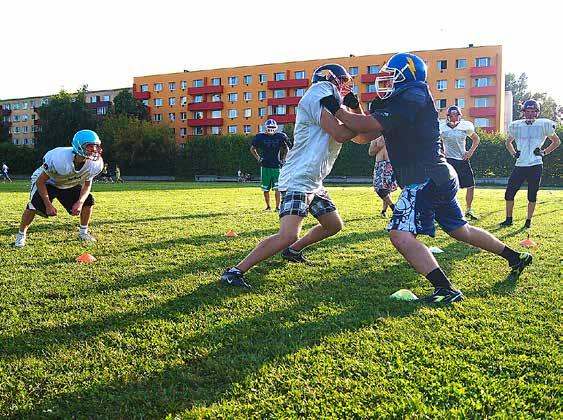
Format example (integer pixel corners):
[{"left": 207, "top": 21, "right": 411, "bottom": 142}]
[
  {"left": 15, "top": 232, "right": 26, "bottom": 247},
  {"left": 78, "top": 232, "right": 97, "bottom": 242}
]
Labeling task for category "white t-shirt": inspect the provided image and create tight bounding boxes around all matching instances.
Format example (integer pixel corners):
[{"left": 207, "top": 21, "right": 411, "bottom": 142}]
[
  {"left": 278, "top": 81, "right": 343, "bottom": 193},
  {"left": 508, "top": 118, "right": 556, "bottom": 167},
  {"left": 439, "top": 120, "right": 475, "bottom": 160},
  {"left": 31, "top": 147, "right": 104, "bottom": 189},
  {"left": 2, "top": 164, "right": 7, "bottom": 172}
]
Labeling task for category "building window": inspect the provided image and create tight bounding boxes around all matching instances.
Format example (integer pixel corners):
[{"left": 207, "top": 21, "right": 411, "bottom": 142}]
[
  {"left": 42, "top": 98, "right": 49, "bottom": 106},
  {"left": 154, "top": 98, "right": 163, "bottom": 107},
  {"left": 437, "top": 60, "right": 447, "bottom": 71},
  {"left": 475, "top": 77, "right": 490, "bottom": 87},
  {"left": 211, "top": 110, "right": 221, "bottom": 118},
  {"left": 154, "top": 114, "right": 162, "bottom": 121},
  {"left": 169, "top": 97, "right": 176, "bottom": 106},
  {"left": 90, "top": 96, "right": 97, "bottom": 103},
  {"left": 154, "top": 83, "right": 163, "bottom": 92},
  {"left": 180, "top": 80, "right": 187, "bottom": 89},
  {"left": 244, "top": 108, "right": 251, "bottom": 118},
  {"left": 194, "top": 95, "right": 203, "bottom": 103},
  {"left": 455, "top": 79, "right": 466, "bottom": 89},
  {"left": 243, "top": 92, "right": 252, "bottom": 101},
  {"left": 211, "top": 94, "right": 221, "bottom": 102},
  {"left": 23, "top": 126, "right": 29, "bottom": 133},
  {"left": 258, "top": 107, "right": 266, "bottom": 117},
  {"left": 168, "top": 112, "right": 176, "bottom": 121},
  {"left": 456, "top": 59, "right": 467, "bottom": 69},
  {"left": 211, "top": 126, "right": 220, "bottom": 134},
  {"left": 474, "top": 117, "right": 490, "bottom": 127},
  {"left": 244, "top": 125, "right": 251, "bottom": 134},
  {"left": 295, "top": 88, "right": 305, "bottom": 97},
  {"left": 193, "top": 127, "right": 204, "bottom": 135},
  {"left": 274, "top": 105, "right": 287, "bottom": 115},
  {"left": 211, "top": 78, "right": 221, "bottom": 86},
  {"left": 228, "top": 93, "right": 238, "bottom": 102},
  {"left": 367, "top": 84, "right": 377, "bottom": 93},
  {"left": 259, "top": 74, "right": 267, "bottom": 83},
  {"left": 475, "top": 57, "right": 491, "bottom": 67},
  {"left": 22, "top": 102, "right": 28, "bottom": 110},
  {"left": 193, "top": 79, "right": 203, "bottom": 87},
  {"left": 97, "top": 107, "right": 107, "bottom": 115},
  {"left": 180, "top": 127, "right": 187, "bottom": 137},
  {"left": 274, "top": 72, "right": 286, "bottom": 81},
  {"left": 168, "top": 82, "right": 176, "bottom": 91},
  {"left": 352, "top": 85, "right": 358, "bottom": 94},
  {"left": 180, "top": 112, "right": 187, "bottom": 120},
  {"left": 141, "top": 84, "right": 149, "bottom": 92},
  {"left": 180, "top": 96, "right": 187, "bottom": 106},
  {"left": 243, "top": 75, "right": 252, "bottom": 84},
  {"left": 193, "top": 111, "right": 203, "bottom": 119},
  {"left": 475, "top": 97, "right": 489, "bottom": 107},
  {"left": 142, "top": 99, "right": 149, "bottom": 106},
  {"left": 258, "top": 91, "right": 267, "bottom": 100},
  {"left": 228, "top": 109, "right": 237, "bottom": 118},
  {"left": 273, "top": 89, "right": 286, "bottom": 99},
  {"left": 349, "top": 66, "right": 359, "bottom": 76},
  {"left": 435, "top": 99, "right": 447, "bottom": 110},
  {"left": 228, "top": 125, "right": 237, "bottom": 134},
  {"left": 102, "top": 95, "right": 110, "bottom": 102},
  {"left": 368, "top": 65, "right": 380, "bottom": 74},
  {"left": 30, "top": 100, "right": 35, "bottom": 108},
  {"left": 2, "top": 104, "right": 10, "bottom": 110},
  {"left": 295, "top": 70, "right": 306, "bottom": 79},
  {"left": 228, "top": 76, "right": 239, "bottom": 86},
  {"left": 455, "top": 98, "right": 465, "bottom": 108},
  {"left": 436, "top": 80, "right": 447, "bottom": 91}
]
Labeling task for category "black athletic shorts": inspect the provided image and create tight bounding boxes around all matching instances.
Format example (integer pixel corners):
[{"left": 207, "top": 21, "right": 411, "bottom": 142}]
[
  {"left": 446, "top": 158, "right": 475, "bottom": 189},
  {"left": 28, "top": 183, "right": 95, "bottom": 217}
]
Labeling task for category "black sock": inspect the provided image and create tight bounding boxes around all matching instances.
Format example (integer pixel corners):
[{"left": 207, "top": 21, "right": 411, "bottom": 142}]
[
  {"left": 390, "top": 203, "right": 395, "bottom": 211},
  {"left": 500, "top": 246, "right": 520, "bottom": 266},
  {"left": 425, "top": 268, "right": 453, "bottom": 289},
  {"left": 505, "top": 217, "right": 513, "bottom": 223}
]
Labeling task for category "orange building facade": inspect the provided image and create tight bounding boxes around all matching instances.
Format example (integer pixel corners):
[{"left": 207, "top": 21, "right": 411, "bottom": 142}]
[{"left": 133, "top": 44, "right": 504, "bottom": 143}]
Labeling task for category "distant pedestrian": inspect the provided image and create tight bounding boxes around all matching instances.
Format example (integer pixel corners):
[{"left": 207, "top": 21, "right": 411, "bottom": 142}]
[
  {"left": 1, "top": 162, "right": 12, "bottom": 182},
  {"left": 115, "top": 165, "right": 124, "bottom": 183}
]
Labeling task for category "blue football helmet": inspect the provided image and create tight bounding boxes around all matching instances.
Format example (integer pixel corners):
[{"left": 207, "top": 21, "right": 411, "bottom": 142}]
[
  {"left": 375, "top": 52, "right": 428, "bottom": 100},
  {"left": 522, "top": 99, "right": 540, "bottom": 122},
  {"left": 265, "top": 118, "right": 278, "bottom": 135},
  {"left": 312, "top": 63, "right": 352, "bottom": 95},
  {"left": 72, "top": 129, "right": 102, "bottom": 161}
]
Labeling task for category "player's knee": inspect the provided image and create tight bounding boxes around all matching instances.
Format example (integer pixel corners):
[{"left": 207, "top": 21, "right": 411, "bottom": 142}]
[
  {"left": 389, "top": 230, "right": 411, "bottom": 250},
  {"left": 504, "top": 190, "right": 516, "bottom": 201},
  {"left": 527, "top": 191, "right": 538, "bottom": 202},
  {"left": 279, "top": 231, "right": 299, "bottom": 246}
]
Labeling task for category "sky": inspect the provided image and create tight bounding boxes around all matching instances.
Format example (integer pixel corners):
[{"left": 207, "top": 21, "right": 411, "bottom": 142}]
[{"left": 2, "top": 0, "right": 562, "bottom": 103}]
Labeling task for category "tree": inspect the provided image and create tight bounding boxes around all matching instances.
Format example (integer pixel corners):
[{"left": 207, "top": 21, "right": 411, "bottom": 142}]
[
  {"left": 107, "top": 89, "right": 150, "bottom": 121},
  {"left": 0, "top": 118, "right": 10, "bottom": 143},
  {"left": 282, "top": 122, "right": 295, "bottom": 148},
  {"left": 34, "top": 87, "right": 98, "bottom": 155},
  {"left": 530, "top": 92, "right": 559, "bottom": 121},
  {"left": 505, "top": 72, "right": 530, "bottom": 120}
]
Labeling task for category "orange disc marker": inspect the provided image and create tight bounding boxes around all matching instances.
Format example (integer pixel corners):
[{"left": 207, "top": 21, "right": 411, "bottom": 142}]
[
  {"left": 76, "top": 253, "right": 97, "bottom": 262},
  {"left": 224, "top": 230, "right": 238, "bottom": 237}
]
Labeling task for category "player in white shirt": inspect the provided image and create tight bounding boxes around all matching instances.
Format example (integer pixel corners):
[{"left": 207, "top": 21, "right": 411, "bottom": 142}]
[
  {"left": 14, "top": 130, "right": 104, "bottom": 247},
  {"left": 221, "top": 63, "right": 371, "bottom": 288},
  {"left": 439, "top": 106, "right": 481, "bottom": 220},
  {"left": 501, "top": 99, "right": 560, "bottom": 228},
  {"left": 1, "top": 162, "right": 12, "bottom": 182}
]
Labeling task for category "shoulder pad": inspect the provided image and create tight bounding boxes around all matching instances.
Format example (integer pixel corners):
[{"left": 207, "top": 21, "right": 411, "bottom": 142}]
[{"left": 398, "top": 86, "right": 427, "bottom": 105}]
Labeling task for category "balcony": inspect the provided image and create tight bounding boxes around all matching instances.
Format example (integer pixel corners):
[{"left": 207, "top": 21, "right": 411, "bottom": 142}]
[
  {"left": 470, "top": 86, "right": 497, "bottom": 96},
  {"left": 267, "top": 114, "right": 296, "bottom": 124},
  {"left": 479, "top": 126, "right": 497, "bottom": 133},
  {"left": 133, "top": 90, "right": 150, "bottom": 100},
  {"left": 87, "top": 101, "right": 111, "bottom": 109},
  {"left": 267, "top": 97, "right": 301, "bottom": 106},
  {"left": 188, "top": 101, "right": 224, "bottom": 111},
  {"left": 187, "top": 117, "right": 223, "bottom": 127},
  {"left": 360, "top": 74, "right": 378, "bottom": 83},
  {"left": 360, "top": 92, "right": 378, "bottom": 102},
  {"left": 267, "top": 79, "right": 309, "bottom": 90},
  {"left": 469, "top": 107, "right": 497, "bottom": 117},
  {"left": 187, "top": 85, "right": 224, "bottom": 95},
  {"left": 1, "top": 108, "right": 11, "bottom": 115},
  {"left": 470, "top": 65, "right": 497, "bottom": 77}
]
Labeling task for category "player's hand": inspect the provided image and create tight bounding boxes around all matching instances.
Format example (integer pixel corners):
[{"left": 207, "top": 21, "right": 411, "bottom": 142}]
[
  {"left": 320, "top": 95, "right": 341, "bottom": 116},
  {"left": 463, "top": 151, "right": 472, "bottom": 161},
  {"left": 71, "top": 201, "right": 83, "bottom": 216},
  {"left": 513, "top": 150, "right": 521, "bottom": 159},
  {"left": 46, "top": 203, "right": 57, "bottom": 217},
  {"left": 342, "top": 92, "right": 360, "bottom": 109},
  {"left": 533, "top": 147, "right": 544, "bottom": 157},
  {"left": 258, "top": 157, "right": 263, "bottom": 163}
]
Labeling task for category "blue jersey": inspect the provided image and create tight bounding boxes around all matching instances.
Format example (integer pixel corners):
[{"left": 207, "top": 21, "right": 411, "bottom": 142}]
[
  {"left": 370, "top": 81, "right": 455, "bottom": 187},
  {"left": 252, "top": 132, "right": 289, "bottom": 168}
]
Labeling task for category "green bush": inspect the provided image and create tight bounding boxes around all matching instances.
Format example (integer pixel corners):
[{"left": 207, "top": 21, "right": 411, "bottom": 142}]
[{"left": 0, "top": 143, "right": 41, "bottom": 175}]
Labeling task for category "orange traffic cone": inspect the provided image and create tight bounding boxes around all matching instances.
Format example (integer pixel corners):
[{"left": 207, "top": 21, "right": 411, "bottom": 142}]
[
  {"left": 76, "top": 253, "right": 97, "bottom": 262},
  {"left": 224, "top": 229, "right": 238, "bottom": 237},
  {"left": 519, "top": 234, "right": 536, "bottom": 248}
]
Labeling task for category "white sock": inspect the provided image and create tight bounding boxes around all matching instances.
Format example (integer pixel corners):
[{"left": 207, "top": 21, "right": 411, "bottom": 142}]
[
  {"left": 19, "top": 230, "right": 26, "bottom": 236},
  {"left": 79, "top": 225, "right": 88, "bottom": 235}
]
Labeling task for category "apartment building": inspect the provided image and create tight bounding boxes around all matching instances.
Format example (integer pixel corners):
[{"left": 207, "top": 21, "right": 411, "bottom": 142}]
[
  {"left": 0, "top": 88, "right": 130, "bottom": 145},
  {"left": 133, "top": 44, "right": 504, "bottom": 143}
]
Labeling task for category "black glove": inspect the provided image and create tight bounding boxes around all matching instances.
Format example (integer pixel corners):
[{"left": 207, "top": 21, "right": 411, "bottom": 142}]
[
  {"left": 514, "top": 150, "right": 521, "bottom": 159},
  {"left": 320, "top": 95, "right": 340, "bottom": 116},
  {"left": 342, "top": 92, "right": 360, "bottom": 109},
  {"left": 533, "top": 147, "right": 544, "bottom": 156}
]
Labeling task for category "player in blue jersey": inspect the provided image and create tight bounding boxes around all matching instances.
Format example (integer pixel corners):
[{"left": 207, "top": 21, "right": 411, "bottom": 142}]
[
  {"left": 324, "top": 52, "right": 533, "bottom": 303},
  {"left": 250, "top": 119, "right": 290, "bottom": 211}
]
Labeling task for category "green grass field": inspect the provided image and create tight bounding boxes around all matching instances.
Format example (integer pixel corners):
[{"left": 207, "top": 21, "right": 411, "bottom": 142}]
[{"left": 0, "top": 181, "right": 561, "bottom": 418}]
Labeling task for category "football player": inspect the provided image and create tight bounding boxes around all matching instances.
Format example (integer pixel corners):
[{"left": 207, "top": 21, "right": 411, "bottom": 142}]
[
  {"left": 1, "top": 162, "right": 12, "bottom": 182},
  {"left": 501, "top": 99, "right": 560, "bottom": 228},
  {"left": 250, "top": 118, "right": 290, "bottom": 212},
  {"left": 323, "top": 52, "right": 533, "bottom": 303},
  {"left": 368, "top": 136, "right": 397, "bottom": 217},
  {"left": 221, "top": 63, "right": 369, "bottom": 288},
  {"left": 439, "top": 106, "right": 481, "bottom": 220},
  {"left": 14, "top": 129, "right": 104, "bottom": 247}
]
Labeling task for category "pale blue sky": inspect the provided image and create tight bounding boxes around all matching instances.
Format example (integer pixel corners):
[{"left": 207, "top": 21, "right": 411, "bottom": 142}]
[{"left": 2, "top": 0, "right": 561, "bottom": 103}]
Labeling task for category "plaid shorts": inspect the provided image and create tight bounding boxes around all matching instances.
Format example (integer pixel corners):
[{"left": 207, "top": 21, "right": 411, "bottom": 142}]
[{"left": 278, "top": 190, "right": 337, "bottom": 219}]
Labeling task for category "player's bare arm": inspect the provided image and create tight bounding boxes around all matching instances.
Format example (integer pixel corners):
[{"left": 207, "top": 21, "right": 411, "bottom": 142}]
[
  {"left": 464, "top": 132, "right": 480, "bottom": 160},
  {"left": 36, "top": 171, "right": 57, "bottom": 216},
  {"left": 541, "top": 132, "right": 561, "bottom": 155}
]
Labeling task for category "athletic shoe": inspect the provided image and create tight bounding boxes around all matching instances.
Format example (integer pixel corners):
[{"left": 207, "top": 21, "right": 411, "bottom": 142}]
[
  {"left": 281, "top": 247, "right": 311, "bottom": 264},
  {"left": 524, "top": 219, "right": 531, "bottom": 229},
  {"left": 380, "top": 210, "right": 386, "bottom": 218},
  {"left": 499, "top": 219, "right": 513, "bottom": 227},
  {"left": 420, "top": 287, "right": 464, "bottom": 304},
  {"left": 78, "top": 232, "right": 97, "bottom": 242},
  {"left": 221, "top": 269, "right": 252, "bottom": 289},
  {"left": 14, "top": 232, "right": 26, "bottom": 247},
  {"left": 465, "top": 210, "right": 479, "bottom": 221},
  {"left": 275, "top": 207, "right": 280, "bottom": 213},
  {"left": 510, "top": 252, "right": 532, "bottom": 275},
  {"left": 264, "top": 207, "right": 272, "bottom": 212}
]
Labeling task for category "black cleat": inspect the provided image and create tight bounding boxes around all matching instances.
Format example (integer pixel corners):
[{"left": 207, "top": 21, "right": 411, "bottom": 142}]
[
  {"left": 465, "top": 210, "right": 479, "bottom": 221},
  {"left": 524, "top": 219, "right": 531, "bottom": 229},
  {"left": 510, "top": 252, "right": 532, "bottom": 275},
  {"left": 420, "top": 287, "right": 464, "bottom": 304},
  {"left": 499, "top": 219, "right": 513, "bottom": 227},
  {"left": 221, "top": 269, "right": 252, "bottom": 289},
  {"left": 281, "top": 247, "right": 311, "bottom": 264}
]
